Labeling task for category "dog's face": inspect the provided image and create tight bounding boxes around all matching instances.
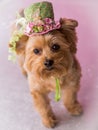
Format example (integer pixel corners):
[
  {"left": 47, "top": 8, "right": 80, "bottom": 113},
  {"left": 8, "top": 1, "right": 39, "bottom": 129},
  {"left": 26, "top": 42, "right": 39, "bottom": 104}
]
[
  {"left": 15, "top": 18, "right": 78, "bottom": 79},
  {"left": 25, "top": 31, "right": 72, "bottom": 79}
]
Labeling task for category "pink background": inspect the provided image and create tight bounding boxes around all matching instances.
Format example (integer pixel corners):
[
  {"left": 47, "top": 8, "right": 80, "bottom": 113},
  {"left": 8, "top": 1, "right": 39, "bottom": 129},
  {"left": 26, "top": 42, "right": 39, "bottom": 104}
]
[{"left": 0, "top": 0, "right": 98, "bottom": 130}]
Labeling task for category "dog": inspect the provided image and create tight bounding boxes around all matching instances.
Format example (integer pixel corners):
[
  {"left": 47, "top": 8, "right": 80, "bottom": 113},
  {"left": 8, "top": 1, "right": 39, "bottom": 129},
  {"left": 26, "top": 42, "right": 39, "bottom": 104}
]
[{"left": 9, "top": 2, "right": 83, "bottom": 128}]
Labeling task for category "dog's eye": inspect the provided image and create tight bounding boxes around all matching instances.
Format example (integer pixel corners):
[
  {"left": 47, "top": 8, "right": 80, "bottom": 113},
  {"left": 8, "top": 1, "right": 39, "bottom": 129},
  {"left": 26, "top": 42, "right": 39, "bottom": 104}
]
[
  {"left": 51, "top": 44, "right": 60, "bottom": 52},
  {"left": 33, "top": 49, "right": 40, "bottom": 54}
]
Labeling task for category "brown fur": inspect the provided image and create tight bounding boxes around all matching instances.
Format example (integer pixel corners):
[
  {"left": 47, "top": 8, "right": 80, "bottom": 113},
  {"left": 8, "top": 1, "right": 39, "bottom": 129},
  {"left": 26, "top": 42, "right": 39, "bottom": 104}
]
[{"left": 9, "top": 18, "right": 83, "bottom": 128}]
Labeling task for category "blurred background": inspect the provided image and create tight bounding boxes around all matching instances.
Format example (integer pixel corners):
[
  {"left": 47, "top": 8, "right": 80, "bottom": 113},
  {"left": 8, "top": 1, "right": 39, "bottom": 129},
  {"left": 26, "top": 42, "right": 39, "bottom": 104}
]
[{"left": 0, "top": 0, "right": 98, "bottom": 130}]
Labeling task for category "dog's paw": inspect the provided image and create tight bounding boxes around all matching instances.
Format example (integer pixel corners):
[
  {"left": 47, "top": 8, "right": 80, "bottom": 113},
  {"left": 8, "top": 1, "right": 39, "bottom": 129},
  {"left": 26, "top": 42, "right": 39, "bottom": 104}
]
[
  {"left": 68, "top": 102, "right": 83, "bottom": 116},
  {"left": 42, "top": 116, "right": 57, "bottom": 128}
]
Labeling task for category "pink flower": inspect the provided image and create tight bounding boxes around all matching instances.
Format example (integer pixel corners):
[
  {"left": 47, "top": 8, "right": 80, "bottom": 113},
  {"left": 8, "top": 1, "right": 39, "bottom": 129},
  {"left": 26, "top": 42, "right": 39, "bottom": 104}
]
[{"left": 44, "top": 18, "right": 53, "bottom": 24}]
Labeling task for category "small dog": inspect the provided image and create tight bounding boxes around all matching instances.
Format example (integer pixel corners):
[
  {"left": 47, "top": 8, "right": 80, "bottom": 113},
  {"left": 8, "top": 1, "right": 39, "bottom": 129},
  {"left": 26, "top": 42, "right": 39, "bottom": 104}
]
[{"left": 9, "top": 2, "right": 83, "bottom": 128}]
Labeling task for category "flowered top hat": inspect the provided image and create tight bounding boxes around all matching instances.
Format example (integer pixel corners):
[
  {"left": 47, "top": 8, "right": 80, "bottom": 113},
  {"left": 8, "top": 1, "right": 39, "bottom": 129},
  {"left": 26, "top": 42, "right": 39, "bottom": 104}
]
[{"left": 24, "top": 1, "right": 61, "bottom": 36}]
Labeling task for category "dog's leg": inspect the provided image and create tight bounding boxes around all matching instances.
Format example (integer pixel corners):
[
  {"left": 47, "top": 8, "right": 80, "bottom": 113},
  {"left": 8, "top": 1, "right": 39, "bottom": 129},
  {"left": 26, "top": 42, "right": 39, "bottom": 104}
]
[
  {"left": 31, "top": 90, "right": 57, "bottom": 128},
  {"left": 62, "top": 86, "right": 83, "bottom": 116}
]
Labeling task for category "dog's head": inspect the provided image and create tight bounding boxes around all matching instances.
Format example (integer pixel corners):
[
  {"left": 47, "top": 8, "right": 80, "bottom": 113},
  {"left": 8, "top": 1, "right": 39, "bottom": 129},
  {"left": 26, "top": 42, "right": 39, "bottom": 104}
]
[{"left": 13, "top": 18, "right": 78, "bottom": 79}]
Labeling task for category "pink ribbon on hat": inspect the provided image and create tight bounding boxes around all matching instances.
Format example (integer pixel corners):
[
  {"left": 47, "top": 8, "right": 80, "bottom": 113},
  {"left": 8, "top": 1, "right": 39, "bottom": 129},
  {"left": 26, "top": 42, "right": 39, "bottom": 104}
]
[{"left": 25, "top": 18, "right": 61, "bottom": 36}]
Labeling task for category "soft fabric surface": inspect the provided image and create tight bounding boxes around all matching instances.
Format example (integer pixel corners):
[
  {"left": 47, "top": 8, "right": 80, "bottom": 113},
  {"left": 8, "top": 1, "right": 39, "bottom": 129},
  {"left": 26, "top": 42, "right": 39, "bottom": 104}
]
[{"left": 0, "top": 0, "right": 98, "bottom": 130}]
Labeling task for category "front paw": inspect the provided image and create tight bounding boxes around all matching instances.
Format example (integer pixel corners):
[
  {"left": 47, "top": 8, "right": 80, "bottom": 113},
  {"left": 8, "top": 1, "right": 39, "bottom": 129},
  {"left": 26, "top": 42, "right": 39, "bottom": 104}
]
[
  {"left": 68, "top": 102, "right": 83, "bottom": 116},
  {"left": 42, "top": 116, "right": 57, "bottom": 128}
]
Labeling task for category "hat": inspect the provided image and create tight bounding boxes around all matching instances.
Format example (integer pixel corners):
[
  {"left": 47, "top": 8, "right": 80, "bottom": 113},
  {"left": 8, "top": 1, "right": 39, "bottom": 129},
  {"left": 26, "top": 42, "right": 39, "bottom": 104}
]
[{"left": 24, "top": 1, "right": 61, "bottom": 36}]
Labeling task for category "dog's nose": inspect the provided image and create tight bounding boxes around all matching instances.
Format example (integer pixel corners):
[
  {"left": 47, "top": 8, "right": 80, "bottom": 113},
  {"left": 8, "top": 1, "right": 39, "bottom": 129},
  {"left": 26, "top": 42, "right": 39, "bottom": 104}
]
[{"left": 44, "top": 59, "right": 54, "bottom": 67}]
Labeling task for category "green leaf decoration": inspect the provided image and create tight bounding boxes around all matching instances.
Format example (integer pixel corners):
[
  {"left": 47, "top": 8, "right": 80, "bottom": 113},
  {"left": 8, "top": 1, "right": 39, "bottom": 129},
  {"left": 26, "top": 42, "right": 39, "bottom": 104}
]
[
  {"left": 8, "top": 31, "right": 23, "bottom": 62},
  {"left": 55, "top": 78, "right": 61, "bottom": 101}
]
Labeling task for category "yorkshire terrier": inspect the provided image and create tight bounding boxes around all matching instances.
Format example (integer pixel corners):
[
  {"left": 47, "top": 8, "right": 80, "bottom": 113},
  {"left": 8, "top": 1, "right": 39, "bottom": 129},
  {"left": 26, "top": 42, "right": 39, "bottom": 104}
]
[{"left": 9, "top": 4, "right": 83, "bottom": 128}]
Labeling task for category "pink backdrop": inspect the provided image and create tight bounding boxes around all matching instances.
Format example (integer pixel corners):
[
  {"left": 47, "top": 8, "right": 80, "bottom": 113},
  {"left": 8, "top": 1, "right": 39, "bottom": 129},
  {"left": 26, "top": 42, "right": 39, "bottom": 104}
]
[{"left": 0, "top": 0, "right": 98, "bottom": 130}]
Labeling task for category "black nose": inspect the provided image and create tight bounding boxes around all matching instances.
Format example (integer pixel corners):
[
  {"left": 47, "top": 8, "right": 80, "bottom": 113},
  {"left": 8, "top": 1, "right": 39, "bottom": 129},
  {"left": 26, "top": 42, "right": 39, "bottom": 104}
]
[{"left": 44, "top": 59, "right": 54, "bottom": 68}]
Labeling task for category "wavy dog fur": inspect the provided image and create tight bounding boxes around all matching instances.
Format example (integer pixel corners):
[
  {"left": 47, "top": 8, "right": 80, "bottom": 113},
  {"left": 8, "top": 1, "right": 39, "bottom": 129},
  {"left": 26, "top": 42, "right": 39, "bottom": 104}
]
[{"left": 9, "top": 18, "right": 83, "bottom": 128}]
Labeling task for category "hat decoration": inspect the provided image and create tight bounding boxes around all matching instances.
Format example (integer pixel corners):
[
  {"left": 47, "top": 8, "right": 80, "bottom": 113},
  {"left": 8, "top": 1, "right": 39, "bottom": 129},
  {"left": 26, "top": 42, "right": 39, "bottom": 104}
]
[
  {"left": 9, "top": 1, "right": 61, "bottom": 101},
  {"left": 25, "top": 17, "right": 61, "bottom": 36}
]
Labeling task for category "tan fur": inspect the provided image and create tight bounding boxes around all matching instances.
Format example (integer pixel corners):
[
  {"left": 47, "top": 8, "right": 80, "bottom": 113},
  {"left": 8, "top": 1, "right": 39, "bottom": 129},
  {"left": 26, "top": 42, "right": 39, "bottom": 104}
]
[{"left": 9, "top": 18, "right": 83, "bottom": 128}]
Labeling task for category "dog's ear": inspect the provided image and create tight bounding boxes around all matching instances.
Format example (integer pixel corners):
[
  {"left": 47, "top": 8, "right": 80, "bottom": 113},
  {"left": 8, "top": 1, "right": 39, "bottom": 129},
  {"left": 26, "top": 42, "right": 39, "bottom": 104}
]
[
  {"left": 60, "top": 18, "right": 78, "bottom": 53},
  {"left": 15, "top": 35, "right": 29, "bottom": 54},
  {"left": 9, "top": 35, "right": 29, "bottom": 55}
]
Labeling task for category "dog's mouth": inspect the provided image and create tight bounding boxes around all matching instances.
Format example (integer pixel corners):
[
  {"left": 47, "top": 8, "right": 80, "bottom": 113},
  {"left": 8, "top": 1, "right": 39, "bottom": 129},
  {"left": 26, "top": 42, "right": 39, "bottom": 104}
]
[
  {"left": 45, "top": 67, "right": 54, "bottom": 71},
  {"left": 41, "top": 65, "right": 66, "bottom": 79}
]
